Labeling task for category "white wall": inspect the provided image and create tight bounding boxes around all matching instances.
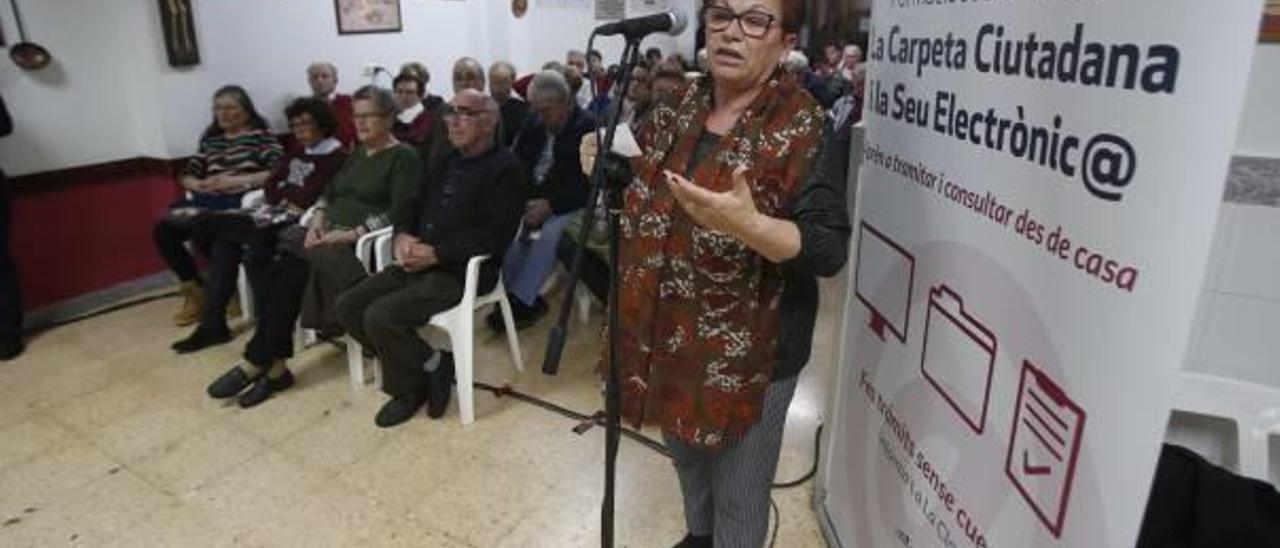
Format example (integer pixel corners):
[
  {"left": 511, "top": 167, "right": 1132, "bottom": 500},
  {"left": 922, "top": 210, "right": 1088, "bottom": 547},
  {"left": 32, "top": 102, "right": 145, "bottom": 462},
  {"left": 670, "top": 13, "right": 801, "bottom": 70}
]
[
  {"left": 0, "top": 0, "right": 698, "bottom": 176},
  {"left": 1235, "top": 44, "right": 1280, "bottom": 157}
]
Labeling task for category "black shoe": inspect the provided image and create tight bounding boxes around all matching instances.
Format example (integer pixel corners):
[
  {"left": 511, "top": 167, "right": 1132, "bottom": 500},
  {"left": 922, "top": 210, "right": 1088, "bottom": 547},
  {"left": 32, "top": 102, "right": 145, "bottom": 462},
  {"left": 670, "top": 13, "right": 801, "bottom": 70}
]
[
  {"left": 375, "top": 392, "right": 428, "bottom": 428},
  {"left": 672, "top": 533, "right": 712, "bottom": 548},
  {"left": 0, "top": 339, "right": 24, "bottom": 361},
  {"left": 237, "top": 369, "right": 295, "bottom": 409},
  {"left": 424, "top": 352, "right": 454, "bottom": 419},
  {"left": 206, "top": 366, "right": 259, "bottom": 399},
  {"left": 172, "top": 326, "right": 232, "bottom": 354}
]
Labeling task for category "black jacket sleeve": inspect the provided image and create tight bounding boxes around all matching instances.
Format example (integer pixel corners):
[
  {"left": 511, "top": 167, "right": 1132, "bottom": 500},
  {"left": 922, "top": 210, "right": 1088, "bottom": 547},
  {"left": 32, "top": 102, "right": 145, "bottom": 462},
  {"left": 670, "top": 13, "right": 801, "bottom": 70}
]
[
  {"left": 433, "top": 156, "right": 528, "bottom": 266},
  {"left": 778, "top": 126, "right": 852, "bottom": 278}
]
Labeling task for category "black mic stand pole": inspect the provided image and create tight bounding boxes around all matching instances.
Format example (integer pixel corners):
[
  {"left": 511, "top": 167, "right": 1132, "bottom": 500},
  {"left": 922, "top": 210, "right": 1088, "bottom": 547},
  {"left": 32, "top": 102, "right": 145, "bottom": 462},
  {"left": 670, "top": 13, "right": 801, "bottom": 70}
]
[{"left": 539, "top": 31, "right": 644, "bottom": 548}]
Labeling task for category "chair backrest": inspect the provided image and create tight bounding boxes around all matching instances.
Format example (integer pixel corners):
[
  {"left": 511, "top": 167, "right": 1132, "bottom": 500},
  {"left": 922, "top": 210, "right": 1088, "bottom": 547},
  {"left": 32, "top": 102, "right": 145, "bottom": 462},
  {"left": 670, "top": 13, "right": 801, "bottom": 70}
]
[{"left": 1166, "top": 371, "right": 1280, "bottom": 485}]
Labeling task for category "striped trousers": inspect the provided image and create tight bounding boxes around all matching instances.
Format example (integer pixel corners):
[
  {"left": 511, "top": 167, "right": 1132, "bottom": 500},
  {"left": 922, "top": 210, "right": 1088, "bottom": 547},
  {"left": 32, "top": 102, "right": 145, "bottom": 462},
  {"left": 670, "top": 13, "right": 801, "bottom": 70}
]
[{"left": 663, "top": 376, "right": 799, "bottom": 548}]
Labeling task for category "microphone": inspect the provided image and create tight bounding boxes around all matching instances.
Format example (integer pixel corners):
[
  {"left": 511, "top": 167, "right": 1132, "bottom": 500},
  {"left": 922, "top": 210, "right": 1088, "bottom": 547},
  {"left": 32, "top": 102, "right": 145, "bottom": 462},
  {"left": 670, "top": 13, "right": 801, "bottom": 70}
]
[{"left": 594, "top": 8, "right": 688, "bottom": 39}]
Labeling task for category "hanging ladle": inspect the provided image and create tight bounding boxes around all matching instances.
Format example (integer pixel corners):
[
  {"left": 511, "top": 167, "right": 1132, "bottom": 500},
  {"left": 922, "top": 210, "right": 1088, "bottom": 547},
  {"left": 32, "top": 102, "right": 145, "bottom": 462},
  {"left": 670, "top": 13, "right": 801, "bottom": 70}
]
[{"left": 8, "top": 0, "right": 51, "bottom": 70}]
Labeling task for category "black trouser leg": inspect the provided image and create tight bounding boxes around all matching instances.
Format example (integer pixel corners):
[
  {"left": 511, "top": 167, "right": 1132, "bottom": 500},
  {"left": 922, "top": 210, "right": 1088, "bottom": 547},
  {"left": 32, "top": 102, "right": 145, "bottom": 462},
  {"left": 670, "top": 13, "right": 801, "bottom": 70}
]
[
  {"left": 0, "top": 188, "right": 21, "bottom": 345},
  {"left": 197, "top": 240, "right": 242, "bottom": 331},
  {"left": 555, "top": 236, "right": 610, "bottom": 302},
  {"left": 153, "top": 218, "right": 203, "bottom": 283},
  {"left": 243, "top": 253, "right": 310, "bottom": 369}
]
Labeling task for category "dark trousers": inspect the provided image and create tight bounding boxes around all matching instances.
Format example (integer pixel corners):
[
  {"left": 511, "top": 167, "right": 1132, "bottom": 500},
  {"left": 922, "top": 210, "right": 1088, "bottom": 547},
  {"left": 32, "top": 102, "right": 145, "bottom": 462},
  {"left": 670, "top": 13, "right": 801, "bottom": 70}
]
[
  {"left": 153, "top": 216, "right": 213, "bottom": 283},
  {"left": 193, "top": 216, "right": 279, "bottom": 331},
  {"left": 242, "top": 251, "right": 309, "bottom": 369},
  {"left": 0, "top": 187, "right": 21, "bottom": 344},
  {"left": 334, "top": 267, "right": 463, "bottom": 397},
  {"left": 555, "top": 235, "right": 610, "bottom": 302}
]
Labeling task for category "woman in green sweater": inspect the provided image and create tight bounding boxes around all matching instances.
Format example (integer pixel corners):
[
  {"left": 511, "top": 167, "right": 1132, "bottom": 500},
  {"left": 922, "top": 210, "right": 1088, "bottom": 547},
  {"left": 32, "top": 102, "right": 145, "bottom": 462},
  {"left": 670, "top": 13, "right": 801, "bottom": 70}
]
[{"left": 205, "top": 85, "right": 424, "bottom": 408}]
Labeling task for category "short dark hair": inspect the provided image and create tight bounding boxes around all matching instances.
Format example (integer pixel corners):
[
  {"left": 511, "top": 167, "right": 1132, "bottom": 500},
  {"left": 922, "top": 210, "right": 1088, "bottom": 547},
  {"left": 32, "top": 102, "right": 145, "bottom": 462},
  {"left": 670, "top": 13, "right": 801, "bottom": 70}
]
[
  {"left": 645, "top": 47, "right": 662, "bottom": 59},
  {"left": 284, "top": 97, "right": 339, "bottom": 137},
  {"left": 392, "top": 73, "right": 424, "bottom": 97},
  {"left": 587, "top": 49, "right": 603, "bottom": 62},
  {"left": 781, "top": 0, "right": 806, "bottom": 34}
]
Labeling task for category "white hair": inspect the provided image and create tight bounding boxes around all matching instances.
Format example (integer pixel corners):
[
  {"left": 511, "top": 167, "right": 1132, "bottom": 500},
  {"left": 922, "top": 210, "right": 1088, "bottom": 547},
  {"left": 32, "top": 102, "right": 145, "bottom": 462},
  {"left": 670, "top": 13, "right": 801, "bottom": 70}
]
[
  {"left": 782, "top": 50, "right": 809, "bottom": 75},
  {"left": 529, "top": 70, "right": 572, "bottom": 104}
]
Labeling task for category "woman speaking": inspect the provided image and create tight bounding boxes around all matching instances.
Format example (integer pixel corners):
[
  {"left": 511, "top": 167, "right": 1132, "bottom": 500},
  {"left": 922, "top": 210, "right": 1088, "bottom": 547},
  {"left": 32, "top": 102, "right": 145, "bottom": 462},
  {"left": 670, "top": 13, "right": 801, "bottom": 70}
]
[{"left": 583, "top": 1, "right": 850, "bottom": 546}]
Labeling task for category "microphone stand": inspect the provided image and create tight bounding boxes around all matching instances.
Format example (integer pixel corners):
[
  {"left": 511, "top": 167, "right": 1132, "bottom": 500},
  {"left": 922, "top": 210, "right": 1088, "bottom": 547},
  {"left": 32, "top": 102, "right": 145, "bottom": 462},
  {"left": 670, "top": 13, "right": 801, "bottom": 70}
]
[{"left": 540, "top": 31, "right": 644, "bottom": 548}]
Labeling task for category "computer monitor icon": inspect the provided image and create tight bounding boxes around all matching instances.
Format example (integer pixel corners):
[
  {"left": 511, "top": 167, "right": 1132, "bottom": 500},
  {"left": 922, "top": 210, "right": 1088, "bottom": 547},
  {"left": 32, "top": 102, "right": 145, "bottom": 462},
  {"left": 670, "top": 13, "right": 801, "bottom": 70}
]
[{"left": 854, "top": 222, "right": 916, "bottom": 343}]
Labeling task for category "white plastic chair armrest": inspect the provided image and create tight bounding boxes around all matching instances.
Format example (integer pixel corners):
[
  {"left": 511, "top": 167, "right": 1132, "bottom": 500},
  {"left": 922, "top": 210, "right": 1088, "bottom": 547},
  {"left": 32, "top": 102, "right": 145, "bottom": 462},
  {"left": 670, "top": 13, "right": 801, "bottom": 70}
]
[
  {"left": 374, "top": 232, "right": 395, "bottom": 272},
  {"left": 298, "top": 205, "right": 317, "bottom": 227},
  {"left": 461, "top": 255, "right": 491, "bottom": 310},
  {"left": 355, "top": 227, "right": 393, "bottom": 272},
  {"left": 240, "top": 189, "right": 266, "bottom": 209}
]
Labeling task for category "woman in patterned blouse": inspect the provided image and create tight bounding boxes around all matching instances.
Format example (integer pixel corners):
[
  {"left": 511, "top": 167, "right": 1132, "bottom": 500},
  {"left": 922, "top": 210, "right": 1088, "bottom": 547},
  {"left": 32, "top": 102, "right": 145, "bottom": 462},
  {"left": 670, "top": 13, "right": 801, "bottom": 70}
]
[
  {"left": 582, "top": 1, "right": 850, "bottom": 546},
  {"left": 154, "top": 85, "right": 283, "bottom": 327}
]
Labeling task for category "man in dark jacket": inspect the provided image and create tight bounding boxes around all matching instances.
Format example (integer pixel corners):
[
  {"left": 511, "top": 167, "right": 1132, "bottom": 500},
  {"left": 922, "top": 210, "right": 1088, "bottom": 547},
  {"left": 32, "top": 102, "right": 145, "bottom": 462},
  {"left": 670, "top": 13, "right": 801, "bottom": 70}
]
[
  {"left": 334, "top": 89, "right": 526, "bottom": 428},
  {"left": 494, "top": 69, "right": 596, "bottom": 330}
]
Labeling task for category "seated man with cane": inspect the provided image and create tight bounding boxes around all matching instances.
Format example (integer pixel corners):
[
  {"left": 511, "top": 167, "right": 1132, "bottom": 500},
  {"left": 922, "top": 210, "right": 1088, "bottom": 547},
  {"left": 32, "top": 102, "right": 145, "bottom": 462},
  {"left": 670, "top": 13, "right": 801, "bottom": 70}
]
[{"left": 333, "top": 90, "right": 526, "bottom": 427}]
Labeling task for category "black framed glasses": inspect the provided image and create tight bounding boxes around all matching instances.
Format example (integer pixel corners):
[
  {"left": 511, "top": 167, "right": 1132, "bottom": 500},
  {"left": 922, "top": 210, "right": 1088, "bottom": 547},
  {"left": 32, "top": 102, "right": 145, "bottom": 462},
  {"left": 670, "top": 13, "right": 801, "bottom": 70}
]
[{"left": 702, "top": 5, "right": 776, "bottom": 39}]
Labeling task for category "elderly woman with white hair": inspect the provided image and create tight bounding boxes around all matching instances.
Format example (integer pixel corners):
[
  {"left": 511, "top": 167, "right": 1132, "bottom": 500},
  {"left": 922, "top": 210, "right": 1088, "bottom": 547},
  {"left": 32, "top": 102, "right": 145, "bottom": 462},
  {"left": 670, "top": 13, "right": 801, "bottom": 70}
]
[{"left": 490, "top": 70, "right": 597, "bottom": 330}]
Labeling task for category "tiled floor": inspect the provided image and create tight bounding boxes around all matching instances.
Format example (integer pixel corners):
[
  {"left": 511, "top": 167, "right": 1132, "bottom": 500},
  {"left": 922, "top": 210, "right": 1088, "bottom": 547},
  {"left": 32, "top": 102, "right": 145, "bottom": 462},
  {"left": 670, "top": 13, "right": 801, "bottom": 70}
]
[{"left": 0, "top": 277, "right": 843, "bottom": 548}]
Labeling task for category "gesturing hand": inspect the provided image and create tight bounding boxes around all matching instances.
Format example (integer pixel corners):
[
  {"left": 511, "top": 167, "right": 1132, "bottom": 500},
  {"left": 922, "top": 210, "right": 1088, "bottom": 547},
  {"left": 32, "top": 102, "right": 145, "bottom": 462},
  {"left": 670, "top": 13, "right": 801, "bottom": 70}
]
[{"left": 664, "top": 166, "right": 761, "bottom": 237}]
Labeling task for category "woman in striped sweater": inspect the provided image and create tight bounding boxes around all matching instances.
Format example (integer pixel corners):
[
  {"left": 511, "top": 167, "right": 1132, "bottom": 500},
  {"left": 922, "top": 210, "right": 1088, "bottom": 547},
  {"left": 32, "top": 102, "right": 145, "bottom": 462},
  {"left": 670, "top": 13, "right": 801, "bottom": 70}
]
[{"left": 154, "top": 85, "right": 283, "bottom": 326}]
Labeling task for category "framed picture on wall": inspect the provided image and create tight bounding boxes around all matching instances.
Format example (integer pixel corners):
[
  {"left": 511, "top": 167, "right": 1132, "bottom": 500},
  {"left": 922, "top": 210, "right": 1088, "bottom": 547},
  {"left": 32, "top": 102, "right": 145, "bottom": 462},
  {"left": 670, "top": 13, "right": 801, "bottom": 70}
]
[
  {"left": 159, "top": 0, "right": 200, "bottom": 66},
  {"left": 335, "top": 0, "right": 402, "bottom": 35},
  {"left": 1263, "top": 0, "right": 1280, "bottom": 43}
]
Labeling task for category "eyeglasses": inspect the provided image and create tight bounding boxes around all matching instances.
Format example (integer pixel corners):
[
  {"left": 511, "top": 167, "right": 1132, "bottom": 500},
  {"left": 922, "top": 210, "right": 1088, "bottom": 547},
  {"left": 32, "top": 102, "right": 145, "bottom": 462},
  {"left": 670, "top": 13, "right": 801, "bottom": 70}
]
[
  {"left": 442, "top": 105, "right": 486, "bottom": 122},
  {"left": 702, "top": 5, "right": 776, "bottom": 39}
]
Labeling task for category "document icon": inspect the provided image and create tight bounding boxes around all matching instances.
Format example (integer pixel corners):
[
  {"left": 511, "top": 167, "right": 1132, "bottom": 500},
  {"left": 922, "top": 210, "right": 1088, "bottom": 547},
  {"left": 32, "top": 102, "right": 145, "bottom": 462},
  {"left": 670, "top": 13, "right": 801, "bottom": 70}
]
[
  {"left": 920, "top": 285, "right": 996, "bottom": 435},
  {"left": 1005, "top": 360, "right": 1086, "bottom": 539}
]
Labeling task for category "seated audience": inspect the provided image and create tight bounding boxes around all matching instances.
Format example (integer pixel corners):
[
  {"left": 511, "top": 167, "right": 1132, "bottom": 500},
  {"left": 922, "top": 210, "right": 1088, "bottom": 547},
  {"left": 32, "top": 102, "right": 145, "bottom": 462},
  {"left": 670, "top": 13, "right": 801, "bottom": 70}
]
[
  {"left": 308, "top": 62, "right": 357, "bottom": 148},
  {"left": 392, "top": 72, "right": 435, "bottom": 147},
  {"left": 492, "top": 70, "right": 595, "bottom": 330},
  {"left": 564, "top": 65, "right": 587, "bottom": 109},
  {"left": 452, "top": 57, "right": 487, "bottom": 94},
  {"left": 334, "top": 89, "right": 525, "bottom": 426},
  {"left": 585, "top": 49, "right": 614, "bottom": 98},
  {"left": 841, "top": 44, "right": 863, "bottom": 81},
  {"left": 155, "top": 85, "right": 283, "bottom": 327},
  {"left": 489, "top": 61, "right": 529, "bottom": 145},
  {"left": 650, "top": 61, "right": 688, "bottom": 104},
  {"left": 205, "top": 85, "right": 423, "bottom": 408},
  {"left": 782, "top": 50, "right": 810, "bottom": 85},
  {"left": 171, "top": 98, "right": 347, "bottom": 353},
  {"left": 398, "top": 61, "right": 444, "bottom": 110},
  {"left": 616, "top": 64, "right": 654, "bottom": 126}
]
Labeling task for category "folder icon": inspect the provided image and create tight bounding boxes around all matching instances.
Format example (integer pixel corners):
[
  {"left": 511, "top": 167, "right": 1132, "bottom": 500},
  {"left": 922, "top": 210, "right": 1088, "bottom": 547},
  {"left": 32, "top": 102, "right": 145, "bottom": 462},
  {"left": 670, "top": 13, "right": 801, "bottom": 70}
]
[
  {"left": 920, "top": 284, "right": 997, "bottom": 435},
  {"left": 1005, "top": 360, "right": 1087, "bottom": 539}
]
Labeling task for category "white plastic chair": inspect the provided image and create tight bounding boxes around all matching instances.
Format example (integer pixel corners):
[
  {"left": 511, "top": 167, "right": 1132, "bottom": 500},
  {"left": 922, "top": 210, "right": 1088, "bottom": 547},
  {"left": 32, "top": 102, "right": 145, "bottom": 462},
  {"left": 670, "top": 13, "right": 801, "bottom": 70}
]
[
  {"left": 342, "top": 226, "right": 394, "bottom": 392},
  {"left": 1168, "top": 371, "right": 1280, "bottom": 483},
  {"left": 345, "top": 236, "right": 524, "bottom": 424}
]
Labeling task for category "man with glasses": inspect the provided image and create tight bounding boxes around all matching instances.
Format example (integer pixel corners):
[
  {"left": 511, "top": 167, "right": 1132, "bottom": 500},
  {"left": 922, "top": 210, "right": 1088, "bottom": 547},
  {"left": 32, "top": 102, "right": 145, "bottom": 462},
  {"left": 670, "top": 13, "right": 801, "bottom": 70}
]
[
  {"left": 492, "top": 70, "right": 596, "bottom": 331},
  {"left": 334, "top": 90, "right": 526, "bottom": 427}
]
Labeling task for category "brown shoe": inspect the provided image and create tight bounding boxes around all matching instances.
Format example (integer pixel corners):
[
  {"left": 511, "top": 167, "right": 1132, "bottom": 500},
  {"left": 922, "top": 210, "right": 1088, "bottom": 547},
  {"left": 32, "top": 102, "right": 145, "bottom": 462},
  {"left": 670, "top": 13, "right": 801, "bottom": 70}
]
[{"left": 173, "top": 280, "right": 204, "bottom": 327}]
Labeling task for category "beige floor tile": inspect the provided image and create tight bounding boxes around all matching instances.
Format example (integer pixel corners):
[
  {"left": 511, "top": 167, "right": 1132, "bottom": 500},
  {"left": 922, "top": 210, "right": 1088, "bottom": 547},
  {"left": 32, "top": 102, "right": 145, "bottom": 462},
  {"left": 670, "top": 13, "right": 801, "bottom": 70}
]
[
  {"left": 0, "top": 416, "right": 72, "bottom": 472},
  {"left": 88, "top": 398, "right": 222, "bottom": 464},
  {"left": 184, "top": 449, "right": 332, "bottom": 534},
  {"left": 43, "top": 380, "right": 153, "bottom": 434},
  {"left": 131, "top": 422, "right": 268, "bottom": 497},
  {"left": 0, "top": 440, "right": 121, "bottom": 520},
  {"left": 1, "top": 468, "right": 174, "bottom": 548},
  {"left": 96, "top": 503, "right": 248, "bottom": 548}
]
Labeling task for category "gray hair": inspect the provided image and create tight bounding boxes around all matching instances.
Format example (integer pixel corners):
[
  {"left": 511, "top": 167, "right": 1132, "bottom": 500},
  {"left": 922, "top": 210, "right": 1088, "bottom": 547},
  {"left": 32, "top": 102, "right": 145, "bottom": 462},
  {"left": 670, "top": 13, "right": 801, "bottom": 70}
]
[
  {"left": 489, "top": 61, "right": 517, "bottom": 80},
  {"left": 307, "top": 62, "right": 337, "bottom": 78},
  {"left": 529, "top": 70, "right": 572, "bottom": 105},
  {"left": 782, "top": 50, "right": 809, "bottom": 75},
  {"left": 352, "top": 85, "right": 396, "bottom": 116}
]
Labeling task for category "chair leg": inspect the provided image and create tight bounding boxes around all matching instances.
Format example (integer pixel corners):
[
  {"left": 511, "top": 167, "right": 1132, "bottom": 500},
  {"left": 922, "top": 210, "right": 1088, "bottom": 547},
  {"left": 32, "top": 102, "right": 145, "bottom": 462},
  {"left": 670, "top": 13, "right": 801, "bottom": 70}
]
[
  {"left": 345, "top": 336, "right": 365, "bottom": 393},
  {"left": 498, "top": 296, "right": 524, "bottom": 372},
  {"left": 575, "top": 285, "right": 591, "bottom": 326},
  {"left": 454, "top": 316, "right": 476, "bottom": 425},
  {"left": 237, "top": 267, "right": 254, "bottom": 320}
]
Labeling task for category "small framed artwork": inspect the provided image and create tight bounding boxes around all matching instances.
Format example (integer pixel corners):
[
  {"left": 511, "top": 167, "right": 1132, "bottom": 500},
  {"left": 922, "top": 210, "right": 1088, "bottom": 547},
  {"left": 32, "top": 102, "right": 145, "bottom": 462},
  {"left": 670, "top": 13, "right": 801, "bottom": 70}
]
[
  {"left": 335, "top": 0, "right": 402, "bottom": 35},
  {"left": 159, "top": 0, "right": 200, "bottom": 66},
  {"left": 1263, "top": 0, "right": 1280, "bottom": 43}
]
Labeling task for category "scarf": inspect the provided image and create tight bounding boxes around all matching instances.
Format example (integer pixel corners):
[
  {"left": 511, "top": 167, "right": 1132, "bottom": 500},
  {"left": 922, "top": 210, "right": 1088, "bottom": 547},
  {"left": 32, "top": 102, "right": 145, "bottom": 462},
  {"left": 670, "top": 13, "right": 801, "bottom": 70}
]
[{"left": 609, "top": 74, "right": 825, "bottom": 449}]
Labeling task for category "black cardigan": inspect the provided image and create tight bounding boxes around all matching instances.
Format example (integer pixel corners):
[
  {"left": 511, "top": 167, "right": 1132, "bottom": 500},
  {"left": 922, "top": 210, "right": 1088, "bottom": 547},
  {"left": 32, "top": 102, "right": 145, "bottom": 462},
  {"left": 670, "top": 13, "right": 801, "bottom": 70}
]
[
  {"left": 512, "top": 105, "right": 597, "bottom": 215},
  {"left": 395, "top": 144, "right": 528, "bottom": 293}
]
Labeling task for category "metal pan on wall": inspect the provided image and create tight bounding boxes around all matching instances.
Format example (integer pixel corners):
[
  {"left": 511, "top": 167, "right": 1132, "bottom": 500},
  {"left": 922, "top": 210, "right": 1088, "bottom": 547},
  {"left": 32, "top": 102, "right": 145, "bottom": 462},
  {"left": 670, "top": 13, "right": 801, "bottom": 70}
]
[{"left": 8, "top": 0, "right": 51, "bottom": 70}]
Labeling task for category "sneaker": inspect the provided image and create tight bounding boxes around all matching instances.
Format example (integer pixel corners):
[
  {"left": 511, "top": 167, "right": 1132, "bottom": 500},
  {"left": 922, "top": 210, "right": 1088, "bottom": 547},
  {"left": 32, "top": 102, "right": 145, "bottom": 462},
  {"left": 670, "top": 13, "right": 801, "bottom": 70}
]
[
  {"left": 171, "top": 326, "right": 233, "bottom": 354},
  {"left": 375, "top": 392, "right": 429, "bottom": 428}
]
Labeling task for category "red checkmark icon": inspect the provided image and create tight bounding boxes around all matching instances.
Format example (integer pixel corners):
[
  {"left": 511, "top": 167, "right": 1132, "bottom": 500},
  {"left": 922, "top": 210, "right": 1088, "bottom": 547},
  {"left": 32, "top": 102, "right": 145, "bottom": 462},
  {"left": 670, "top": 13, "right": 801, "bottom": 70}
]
[{"left": 1023, "top": 452, "right": 1051, "bottom": 476}]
